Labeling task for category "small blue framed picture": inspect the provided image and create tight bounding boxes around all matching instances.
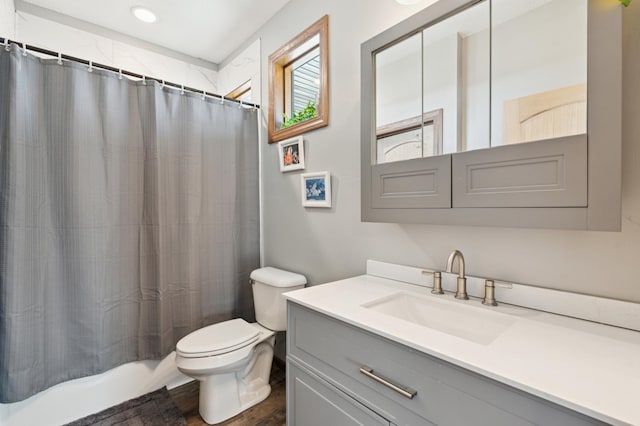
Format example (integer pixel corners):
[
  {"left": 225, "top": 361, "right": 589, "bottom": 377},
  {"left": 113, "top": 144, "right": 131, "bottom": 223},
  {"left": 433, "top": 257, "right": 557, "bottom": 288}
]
[{"left": 301, "top": 171, "right": 331, "bottom": 208}]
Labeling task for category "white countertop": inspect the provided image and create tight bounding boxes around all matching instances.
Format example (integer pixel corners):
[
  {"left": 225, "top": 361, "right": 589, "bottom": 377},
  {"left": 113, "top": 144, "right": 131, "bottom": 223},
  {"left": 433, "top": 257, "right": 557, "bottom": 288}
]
[{"left": 285, "top": 274, "right": 640, "bottom": 426}]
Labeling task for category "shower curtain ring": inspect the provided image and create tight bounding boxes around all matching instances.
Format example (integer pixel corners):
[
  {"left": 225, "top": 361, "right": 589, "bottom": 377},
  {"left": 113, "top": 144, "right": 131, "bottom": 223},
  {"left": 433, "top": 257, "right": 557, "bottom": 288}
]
[
  {"left": 57, "top": 52, "right": 63, "bottom": 65},
  {"left": 161, "top": 80, "right": 165, "bottom": 88},
  {"left": 201, "top": 90, "right": 206, "bottom": 100},
  {"left": 118, "top": 69, "right": 123, "bottom": 80},
  {"left": 4, "top": 39, "right": 10, "bottom": 51},
  {"left": 142, "top": 75, "right": 146, "bottom": 85},
  {"left": 220, "top": 95, "right": 224, "bottom": 105},
  {"left": 88, "top": 61, "right": 93, "bottom": 72},
  {"left": 180, "top": 85, "right": 185, "bottom": 95},
  {"left": 238, "top": 100, "right": 243, "bottom": 109},
  {"left": 22, "top": 42, "right": 27, "bottom": 56}
]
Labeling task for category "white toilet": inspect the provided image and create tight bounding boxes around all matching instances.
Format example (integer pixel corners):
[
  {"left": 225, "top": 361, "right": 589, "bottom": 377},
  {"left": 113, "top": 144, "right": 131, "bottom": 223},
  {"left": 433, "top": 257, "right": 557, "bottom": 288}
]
[{"left": 175, "top": 267, "right": 306, "bottom": 425}]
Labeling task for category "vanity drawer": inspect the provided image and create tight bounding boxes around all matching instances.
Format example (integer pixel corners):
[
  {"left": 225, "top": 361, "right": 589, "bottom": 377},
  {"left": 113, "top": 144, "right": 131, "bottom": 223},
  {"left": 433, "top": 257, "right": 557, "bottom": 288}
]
[
  {"left": 287, "top": 359, "right": 391, "bottom": 426},
  {"left": 287, "top": 302, "right": 605, "bottom": 426}
]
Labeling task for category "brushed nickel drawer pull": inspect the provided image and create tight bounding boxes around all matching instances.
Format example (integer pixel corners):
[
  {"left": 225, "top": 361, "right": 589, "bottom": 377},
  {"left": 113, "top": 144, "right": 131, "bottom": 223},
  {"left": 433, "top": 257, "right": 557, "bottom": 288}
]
[{"left": 359, "top": 365, "right": 417, "bottom": 399}]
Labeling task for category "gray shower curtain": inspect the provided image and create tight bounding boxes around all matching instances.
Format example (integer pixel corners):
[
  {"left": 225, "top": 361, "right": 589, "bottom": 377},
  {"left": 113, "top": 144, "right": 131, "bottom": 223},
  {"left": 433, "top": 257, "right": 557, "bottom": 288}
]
[{"left": 0, "top": 44, "right": 259, "bottom": 403}]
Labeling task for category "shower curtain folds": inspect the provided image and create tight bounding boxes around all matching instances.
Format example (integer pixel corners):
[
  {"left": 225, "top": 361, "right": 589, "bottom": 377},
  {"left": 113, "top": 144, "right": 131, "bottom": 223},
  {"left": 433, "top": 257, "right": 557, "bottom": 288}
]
[{"left": 0, "top": 44, "right": 259, "bottom": 403}]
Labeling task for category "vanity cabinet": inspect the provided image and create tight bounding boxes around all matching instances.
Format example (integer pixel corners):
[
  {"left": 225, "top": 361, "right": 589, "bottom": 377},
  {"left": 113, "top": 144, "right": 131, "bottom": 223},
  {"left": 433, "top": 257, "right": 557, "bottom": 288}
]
[
  {"left": 361, "top": 0, "right": 622, "bottom": 230},
  {"left": 286, "top": 302, "right": 606, "bottom": 426},
  {"left": 288, "top": 361, "right": 391, "bottom": 425}
]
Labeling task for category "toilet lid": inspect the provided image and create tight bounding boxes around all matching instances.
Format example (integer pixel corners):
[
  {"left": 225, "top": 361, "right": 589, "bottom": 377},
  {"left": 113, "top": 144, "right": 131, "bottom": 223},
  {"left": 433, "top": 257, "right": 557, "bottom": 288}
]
[{"left": 176, "top": 318, "right": 260, "bottom": 358}]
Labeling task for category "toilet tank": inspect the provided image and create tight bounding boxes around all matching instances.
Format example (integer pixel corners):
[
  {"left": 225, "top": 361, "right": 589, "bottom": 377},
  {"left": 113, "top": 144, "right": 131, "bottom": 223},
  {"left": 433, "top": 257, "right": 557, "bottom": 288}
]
[{"left": 250, "top": 267, "right": 306, "bottom": 331}]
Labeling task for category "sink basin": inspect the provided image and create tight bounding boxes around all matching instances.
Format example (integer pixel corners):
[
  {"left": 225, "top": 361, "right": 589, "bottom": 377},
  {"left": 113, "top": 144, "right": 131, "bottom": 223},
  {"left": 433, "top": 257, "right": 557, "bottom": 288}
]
[{"left": 362, "top": 292, "right": 516, "bottom": 345}]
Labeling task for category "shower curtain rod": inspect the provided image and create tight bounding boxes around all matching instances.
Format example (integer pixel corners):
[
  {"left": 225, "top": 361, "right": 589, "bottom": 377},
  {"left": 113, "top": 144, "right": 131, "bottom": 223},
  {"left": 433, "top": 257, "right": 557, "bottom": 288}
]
[{"left": 0, "top": 37, "right": 260, "bottom": 109}]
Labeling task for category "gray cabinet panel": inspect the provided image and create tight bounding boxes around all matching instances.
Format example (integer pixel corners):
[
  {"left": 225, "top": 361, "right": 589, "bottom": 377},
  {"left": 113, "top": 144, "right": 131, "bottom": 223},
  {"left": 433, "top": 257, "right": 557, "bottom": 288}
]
[
  {"left": 371, "top": 155, "right": 451, "bottom": 209},
  {"left": 287, "top": 302, "right": 606, "bottom": 426},
  {"left": 452, "top": 135, "right": 587, "bottom": 207},
  {"left": 287, "top": 360, "right": 390, "bottom": 426}
]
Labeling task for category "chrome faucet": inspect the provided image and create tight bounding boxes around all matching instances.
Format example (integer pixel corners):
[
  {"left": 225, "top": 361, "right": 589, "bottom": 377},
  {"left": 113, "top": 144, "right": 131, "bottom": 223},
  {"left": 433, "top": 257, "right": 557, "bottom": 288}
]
[{"left": 446, "top": 250, "right": 468, "bottom": 300}]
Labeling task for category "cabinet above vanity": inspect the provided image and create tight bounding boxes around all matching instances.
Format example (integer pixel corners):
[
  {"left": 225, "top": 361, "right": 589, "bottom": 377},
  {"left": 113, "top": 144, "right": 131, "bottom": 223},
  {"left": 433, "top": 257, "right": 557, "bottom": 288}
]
[{"left": 361, "top": 0, "right": 622, "bottom": 230}]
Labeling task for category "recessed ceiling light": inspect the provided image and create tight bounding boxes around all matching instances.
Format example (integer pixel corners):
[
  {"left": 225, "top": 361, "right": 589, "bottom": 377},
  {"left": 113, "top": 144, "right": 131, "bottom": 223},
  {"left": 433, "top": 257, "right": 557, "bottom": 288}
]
[{"left": 131, "top": 6, "right": 157, "bottom": 23}]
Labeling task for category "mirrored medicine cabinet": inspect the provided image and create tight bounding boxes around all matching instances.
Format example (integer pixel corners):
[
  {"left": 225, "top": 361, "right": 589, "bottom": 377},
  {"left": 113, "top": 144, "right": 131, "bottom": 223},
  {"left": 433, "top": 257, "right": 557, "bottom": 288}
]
[{"left": 361, "top": 0, "right": 622, "bottom": 230}]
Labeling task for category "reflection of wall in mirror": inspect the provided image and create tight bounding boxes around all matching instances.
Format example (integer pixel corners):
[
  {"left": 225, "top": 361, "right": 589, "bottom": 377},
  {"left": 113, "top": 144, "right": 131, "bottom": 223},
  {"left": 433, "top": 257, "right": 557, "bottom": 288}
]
[
  {"left": 423, "top": 34, "right": 458, "bottom": 155},
  {"left": 490, "top": 0, "right": 587, "bottom": 146},
  {"left": 461, "top": 26, "right": 490, "bottom": 152},
  {"left": 376, "top": 34, "right": 422, "bottom": 128}
]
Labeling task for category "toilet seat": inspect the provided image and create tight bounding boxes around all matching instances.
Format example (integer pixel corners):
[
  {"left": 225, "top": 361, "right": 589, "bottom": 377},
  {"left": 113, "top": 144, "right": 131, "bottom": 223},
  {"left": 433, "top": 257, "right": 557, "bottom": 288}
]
[{"left": 176, "top": 318, "right": 260, "bottom": 358}]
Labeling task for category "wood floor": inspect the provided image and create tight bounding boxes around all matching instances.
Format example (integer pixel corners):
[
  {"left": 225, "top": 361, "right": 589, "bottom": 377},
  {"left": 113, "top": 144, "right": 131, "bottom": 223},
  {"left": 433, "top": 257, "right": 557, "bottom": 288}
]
[{"left": 169, "top": 361, "right": 287, "bottom": 426}]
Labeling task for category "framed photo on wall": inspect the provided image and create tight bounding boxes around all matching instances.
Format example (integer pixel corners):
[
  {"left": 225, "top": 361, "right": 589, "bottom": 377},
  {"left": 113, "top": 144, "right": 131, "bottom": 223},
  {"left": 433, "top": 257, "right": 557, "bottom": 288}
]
[
  {"left": 301, "top": 171, "right": 331, "bottom": 208},
  {"left": 278, "top": 136, "right": 305, "bottom": 172}
]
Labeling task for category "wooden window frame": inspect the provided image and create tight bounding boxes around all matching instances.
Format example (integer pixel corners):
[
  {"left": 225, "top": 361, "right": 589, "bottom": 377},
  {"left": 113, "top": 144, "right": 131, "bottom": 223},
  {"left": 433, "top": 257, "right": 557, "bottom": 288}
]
[
  {"left": 226, "top": 79, "right": 252, "bottom": 101},
  {"left": 268, "top": 15, "right": 329, "bottom": 143}
]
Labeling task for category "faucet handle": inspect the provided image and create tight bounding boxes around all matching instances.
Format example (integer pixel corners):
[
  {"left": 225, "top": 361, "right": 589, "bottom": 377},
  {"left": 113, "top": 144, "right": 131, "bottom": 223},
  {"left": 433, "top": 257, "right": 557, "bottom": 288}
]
[
  {"left": 482, "top": 279, "right": 498, "bottom": 306},
  {"left": 421, "top": 270, "right": 444, "bottom": 294}
]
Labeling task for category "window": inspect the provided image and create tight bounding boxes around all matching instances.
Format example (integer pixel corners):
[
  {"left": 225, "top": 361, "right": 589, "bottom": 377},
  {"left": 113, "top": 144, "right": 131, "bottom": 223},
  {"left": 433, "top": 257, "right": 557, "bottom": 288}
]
[
  {"left": 268, "top": 15, "right": 329, "bottom": 143},
  {"left": 226, "top": 80, "right": 252, "bottom": 103}
]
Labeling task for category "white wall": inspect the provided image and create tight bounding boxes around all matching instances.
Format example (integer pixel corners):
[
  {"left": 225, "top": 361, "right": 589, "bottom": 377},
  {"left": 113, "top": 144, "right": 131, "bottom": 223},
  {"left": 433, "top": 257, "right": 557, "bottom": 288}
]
[
  {"left": 258, "top": 0, "right": 640, "bottom": 304},
  {"left": 0, "top": 0, "right": 15, "bottom": 39},
  {"left": 218, "top": 38, "right": 261, "bottom": 104},
  {"left": 9, "top": 10, "right": 218, "bottom": 93}
]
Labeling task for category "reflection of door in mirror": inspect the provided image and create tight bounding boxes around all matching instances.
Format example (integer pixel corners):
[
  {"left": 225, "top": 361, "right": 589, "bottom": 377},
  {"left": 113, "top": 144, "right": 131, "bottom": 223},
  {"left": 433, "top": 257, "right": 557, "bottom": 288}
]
[
  {"left": 491, "top": 0, "right": 587, "bottom": 147},
  {"left": 376, "top": 109, "right": 443, "bottom": 164},
  {"left": 503, "top": 83, "right": 586, "bottom": 145}
]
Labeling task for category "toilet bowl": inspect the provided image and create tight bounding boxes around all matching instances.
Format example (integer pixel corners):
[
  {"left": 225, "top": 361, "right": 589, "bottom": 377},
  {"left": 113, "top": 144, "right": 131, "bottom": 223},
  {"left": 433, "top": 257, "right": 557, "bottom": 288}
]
[{"left": 175, "top": 267, "right": 306, "bottom": 425}]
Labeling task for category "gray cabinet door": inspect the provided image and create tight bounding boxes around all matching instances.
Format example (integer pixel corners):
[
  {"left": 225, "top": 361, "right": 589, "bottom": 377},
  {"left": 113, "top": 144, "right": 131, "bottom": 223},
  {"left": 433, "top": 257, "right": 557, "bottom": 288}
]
[
  {"left": 370, "top": 155, "right": 452, "bottom": 210},
  {"left": 452, "top": 135, "right": 587, "bottom": 208},
  {"left": 287, "top": 360, "right": 390, "bottom": 426}
]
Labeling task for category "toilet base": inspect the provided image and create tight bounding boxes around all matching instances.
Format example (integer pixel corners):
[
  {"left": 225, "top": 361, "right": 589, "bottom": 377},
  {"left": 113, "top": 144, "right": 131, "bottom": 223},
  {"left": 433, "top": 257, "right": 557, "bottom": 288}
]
[{"left": 197, "top": 339, "right": 275, "bottom": 425}]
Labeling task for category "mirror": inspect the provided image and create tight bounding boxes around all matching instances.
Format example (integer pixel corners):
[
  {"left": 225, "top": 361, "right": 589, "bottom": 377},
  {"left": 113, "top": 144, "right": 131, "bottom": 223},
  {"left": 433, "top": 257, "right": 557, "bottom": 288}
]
[
  {"left": 362, "top": 0, "right": 621, "bottom": 230},
  {"left": 375, "top": 33, "right": 423, "bottom": 164},
  {"left": 373, "top": 0, "right": 587, "bottom": 162},
  {"left": 268, "top": 15, "right": 329, "bottom": 143},
  {"left": 491, "top": 0, "right": 587, "bottom": 147},
  {"left": 375, "top": 0, "right": 490, "bottom": 163}
]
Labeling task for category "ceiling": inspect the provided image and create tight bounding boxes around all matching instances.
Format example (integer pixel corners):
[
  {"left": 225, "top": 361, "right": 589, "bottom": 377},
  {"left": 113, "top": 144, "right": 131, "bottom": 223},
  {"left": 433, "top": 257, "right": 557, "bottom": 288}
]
[{"left": 17, "top": 0, "right": 292, "bottom": 64}]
